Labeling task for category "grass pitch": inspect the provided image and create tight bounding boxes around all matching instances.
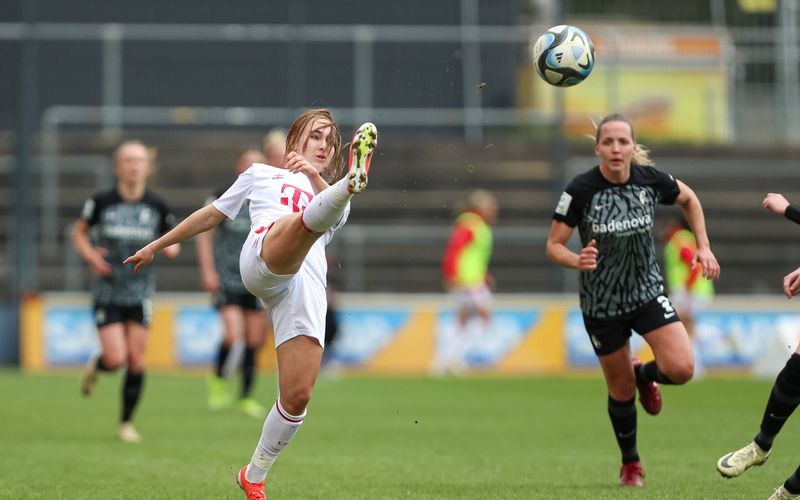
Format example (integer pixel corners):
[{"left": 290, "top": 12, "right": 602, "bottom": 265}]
[{"left": 0, "top": 370, "right": 797, "bottom": 499}]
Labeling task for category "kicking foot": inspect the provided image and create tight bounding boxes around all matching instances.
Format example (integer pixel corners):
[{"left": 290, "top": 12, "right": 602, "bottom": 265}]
[
  {"left": 237, "top": 465, "right": 266, "bottom": 500},
  {"left": 632, "top": 358, "right": 662, "bottom": 415},
  {"left": 346, "top": 122, "right": 378, "bottom": 193},
  {"left": 717, "top": 441, "right": 770, "bottom": 478}
]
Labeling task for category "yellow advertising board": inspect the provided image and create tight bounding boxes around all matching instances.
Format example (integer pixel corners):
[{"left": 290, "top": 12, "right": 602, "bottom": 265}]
[{"left": 522, "top": 25, "right": 733, "bottom": 143}]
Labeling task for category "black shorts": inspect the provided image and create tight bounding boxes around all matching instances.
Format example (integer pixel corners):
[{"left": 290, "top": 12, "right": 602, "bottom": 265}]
[
  {"left": 213, "top": 291, "right": 263, "bottom": 311},
  {"left": 94, "top": 301, "right": 152, "bottom": 328},
  {"left": 582, "top": 295, "right": 681, "bottom": 356}
]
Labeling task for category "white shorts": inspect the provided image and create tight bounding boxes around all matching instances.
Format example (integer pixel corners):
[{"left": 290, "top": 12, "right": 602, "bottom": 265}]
[
  {"left": 239, "top": 226, "right": 327, "bottom": 349},
  {"left": 452, "top": 283, "right": 492, "bottom": 313}
]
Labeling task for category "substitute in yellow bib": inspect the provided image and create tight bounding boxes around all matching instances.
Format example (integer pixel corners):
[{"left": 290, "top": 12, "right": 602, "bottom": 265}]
[{"left": 432, "top": 189, "right": 498, "bottom": 376}]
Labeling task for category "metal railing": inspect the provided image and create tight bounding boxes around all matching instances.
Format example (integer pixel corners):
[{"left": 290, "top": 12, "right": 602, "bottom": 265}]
[{"left": 57, "top": 224, "right": 553, "bottom": 293}]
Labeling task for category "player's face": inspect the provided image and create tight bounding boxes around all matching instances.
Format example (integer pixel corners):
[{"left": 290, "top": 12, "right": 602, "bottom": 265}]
[
  {"left": 115, "top": 144, "right": 150, "bottom": 185},
  {"left": 297, "top": 119, "right": 334, "bottom": 171},
  {"left": 483, "top": 202, "right": 499, "bottom": 225},
  {"left": 595, "top": 120, "right": 635, "bottom": 174}
]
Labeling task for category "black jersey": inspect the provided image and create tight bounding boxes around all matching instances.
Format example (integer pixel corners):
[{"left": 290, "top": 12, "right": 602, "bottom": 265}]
[
  {"left": 80, "top": 188, "right": 176, "bottom": 305},
  {"left": 209, "top": 188, "right": 251, "bottom": 295},
  {"left": 553, "top": 165, "right": 680, "bottom": 319}
]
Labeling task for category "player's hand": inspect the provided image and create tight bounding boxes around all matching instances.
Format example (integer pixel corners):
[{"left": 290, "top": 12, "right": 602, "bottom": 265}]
[
  {"left": 783, "top": 266, "right": 800, "bottom": 299},
  {"left": 88, "top": 247, "right": 112, "bottom": 277},
  {"left": 285, "top": 151, "right": 322, "bottom": 180},
  {"left": 202, "top": 271, "right": 220, "bottom": 293},
  {"left": 694, "top": 246, "right": 720, "bottom": 280},
  {"left": 123, "top": 245, "right": 156, "bottom": 275},
  {"left": 763, "top": 193, "right": 790, "bottom": 216},
  {"left": 577, "top": 239, "right": 598, "bottom": 271}
]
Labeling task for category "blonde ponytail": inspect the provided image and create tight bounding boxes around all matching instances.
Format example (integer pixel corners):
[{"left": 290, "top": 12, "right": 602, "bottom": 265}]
[{"left": 632, "top": 143, "right": 654, "bottom": 166}]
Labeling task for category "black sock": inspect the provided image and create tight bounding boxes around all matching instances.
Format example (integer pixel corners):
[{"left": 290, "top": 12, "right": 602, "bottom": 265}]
[
  {"left": 215, "top": 344, "right": 231, "bottom": 378},
  {"left": 754, "top": 354, "right": 800, "bottom": 451},
  {"left": 785, "top": 465, "right": 800, "bottom": 495},
  {"left": 121, "top": 371, "right": 144, "bottom": 423},
  {"left": 636, "top": 361, "right": 676, "bottom": 385},
  {"left": 608, "top": 395, "right": 639, "bottom": 464},
  {"left": 241, "top": 347, "right": 256, "bottom": 398}
]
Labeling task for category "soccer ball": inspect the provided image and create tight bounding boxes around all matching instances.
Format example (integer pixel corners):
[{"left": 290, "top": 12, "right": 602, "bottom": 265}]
[{"left": 531, "top": 25, "right": 595, "bottom": 87}]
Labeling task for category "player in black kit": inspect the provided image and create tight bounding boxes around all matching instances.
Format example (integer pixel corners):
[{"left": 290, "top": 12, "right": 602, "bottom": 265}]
[
  {"left": 72, "top": 140, "right": 180, "bottom": 443},
  {"left": 198, "top": 148, "right": 271, "bottom": 418},
  {"left": 715, "top": 192, "right": 800, "bottom": 500},
  {"left": 545, "top": 113, "right": 720, "bottom": 487}
]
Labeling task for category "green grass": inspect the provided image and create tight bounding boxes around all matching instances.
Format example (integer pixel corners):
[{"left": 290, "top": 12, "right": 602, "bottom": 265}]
[{"left": 0, "top": 370, "right": 797, "bottom": 499}]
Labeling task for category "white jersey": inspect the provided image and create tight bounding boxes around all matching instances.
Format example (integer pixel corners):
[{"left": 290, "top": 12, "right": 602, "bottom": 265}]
[{"left": 212, "top": 163, "right": 349, "bottom": 288}]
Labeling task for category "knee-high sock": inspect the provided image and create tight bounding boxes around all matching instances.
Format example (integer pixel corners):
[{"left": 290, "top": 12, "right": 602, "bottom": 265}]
[
  {"left": 784, "top": 464, "right": 800, "bottom": 495},
  {"left": 121, "top": 371, "right": 144, "bottom": 423},
  {"left": 241, "top": 347, "right": 256, "bottom": 398},
  {"left": 755, "top": 353, "right": 800, "bottom": 451},
  {"left": 608, "top": 395, "right": 639, "bottom": 464},
  {"left": 215, "top": 343, "right": 231, "bottom": 378},
  {"left": 636, "top": 360, "right": 677, "bottom": 385},
  {"left": 300, "top": 178, "right": 352, "bottom": 233},
  {"left": 245, "top": 399, "right": 305, "bottom": 483}
]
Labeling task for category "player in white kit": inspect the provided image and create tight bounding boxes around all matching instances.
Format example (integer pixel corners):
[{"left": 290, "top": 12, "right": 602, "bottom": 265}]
[{"left": 124, "top": 109, "right": 378, "bottom": 499}]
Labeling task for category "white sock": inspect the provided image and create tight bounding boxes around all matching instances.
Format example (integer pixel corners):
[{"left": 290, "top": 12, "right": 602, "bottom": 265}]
[
  {"left": 244, "top": 399, "right": 306, "bottom": 483},
  {"left": 440, "top": 330, "right": 465, "bottom": 371},
  {"left": 301, "top": 178, "right": 352, "bottom": 233}
]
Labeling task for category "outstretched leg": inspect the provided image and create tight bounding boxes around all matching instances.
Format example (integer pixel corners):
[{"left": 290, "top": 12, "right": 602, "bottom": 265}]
[{"left": 717, "top": 351, "right": 800, "bottom": 479}]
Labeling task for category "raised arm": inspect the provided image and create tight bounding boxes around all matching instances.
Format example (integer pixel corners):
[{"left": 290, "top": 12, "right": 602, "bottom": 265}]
[
  {"left": 674, "top": 179, "right": 720, "bottom": 280},
  {"left": 124, "top": 204, "right": 227, "bottom": 273}
]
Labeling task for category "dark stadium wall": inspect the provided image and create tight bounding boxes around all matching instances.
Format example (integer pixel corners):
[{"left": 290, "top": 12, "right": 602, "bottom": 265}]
[
  {"left": 0, "top": 303, "right": 19, "bottom": 365},
  {"left": 0, "top": 0, "right": 519, "bottom": 131}
]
